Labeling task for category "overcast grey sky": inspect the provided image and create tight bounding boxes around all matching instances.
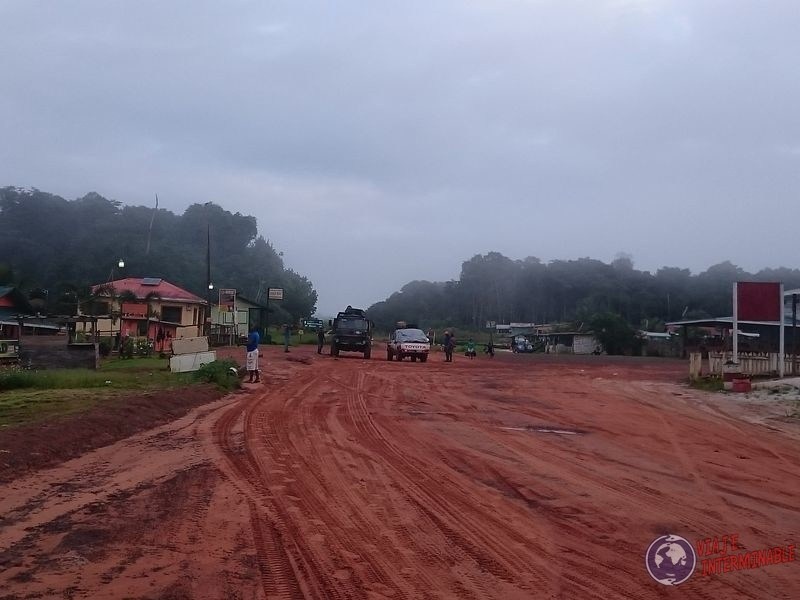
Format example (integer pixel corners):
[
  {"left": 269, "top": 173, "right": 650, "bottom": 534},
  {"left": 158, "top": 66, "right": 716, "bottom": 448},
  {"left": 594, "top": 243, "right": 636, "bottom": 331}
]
[{"left": 1, "top": 1, "right": 798, "bottom": 315}]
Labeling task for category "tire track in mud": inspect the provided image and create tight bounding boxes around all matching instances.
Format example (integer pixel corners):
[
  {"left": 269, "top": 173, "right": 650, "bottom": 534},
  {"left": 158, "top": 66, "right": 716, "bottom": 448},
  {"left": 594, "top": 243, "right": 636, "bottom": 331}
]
[
  {"left": 362, "top": 366, "right": 648, "bottom": 599},
  {"left": 428, "top": 374, "right": 746, "bottom": 598},
  {"left": 216, "top": 361, "right": 541, "bottom": 598},
  {"left": 569, "top": 380, "right": 800, "bottom": 598},
  {"left": 652, "top": 381, "right": 799, "bottom": 472},
  {"left": 334, "top": 370, "right": 504, "bottom": 599},
  {"left": 256, "top": 368, "right": 406, "bottom": 599},
  {"left": 320, "top": 372, "right": 457, "bottom": 597},
  {"left": 247, "top": 500, "right": 305, "bottom": 599},
  {"left": 204, "top": 351, "right": 800, "bottom": 599},
  {"left": 330, "top": 368, "right": 557, "bottom": 598},
  {"left": 211, "top": 385, "right": 314, "bottom": 598},
  {"left": 614, "top": 381, "right": 800, "bottom": 522},
  {"left": 213, "top": 370, "right": 388, "bottom": 599},
  {"left": 339, "top": 364, "right": 637, "bottom": 598}
]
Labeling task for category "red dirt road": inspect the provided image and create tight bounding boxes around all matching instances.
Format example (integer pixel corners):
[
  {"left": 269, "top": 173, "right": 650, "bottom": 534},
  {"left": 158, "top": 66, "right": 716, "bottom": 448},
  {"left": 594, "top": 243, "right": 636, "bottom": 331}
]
[{"left": 1, "top": 347, "right": 799, "bottom": 599}]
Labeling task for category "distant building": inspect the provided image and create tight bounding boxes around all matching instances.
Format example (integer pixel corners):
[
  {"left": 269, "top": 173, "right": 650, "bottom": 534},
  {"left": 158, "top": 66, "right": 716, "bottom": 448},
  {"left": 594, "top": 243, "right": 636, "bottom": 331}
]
[
  {"left": 209, "top": 294, "right": 269, "bottom": 344},
  {"left": 0, "top": 286, "right": 35, "bottom": 339},
  {"left": 80, "top": 277, "right": 208, "bottom": 345}
]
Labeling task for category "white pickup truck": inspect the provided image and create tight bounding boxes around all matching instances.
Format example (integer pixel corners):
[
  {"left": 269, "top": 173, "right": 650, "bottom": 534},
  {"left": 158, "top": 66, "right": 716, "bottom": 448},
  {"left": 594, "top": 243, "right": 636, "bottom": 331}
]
[{"left": 387, "top": 328, "right": 430, "bottom": 362}]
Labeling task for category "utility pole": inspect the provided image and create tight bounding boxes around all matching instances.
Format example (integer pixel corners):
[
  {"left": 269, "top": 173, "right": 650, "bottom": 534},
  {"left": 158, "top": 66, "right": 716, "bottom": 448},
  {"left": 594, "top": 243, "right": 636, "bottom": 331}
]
[
  {"left": 206, "top": 225, "right": 213, "bottom": 337},
  {"left": 793, "top": 293, "right": 797, "bottom": 376}
]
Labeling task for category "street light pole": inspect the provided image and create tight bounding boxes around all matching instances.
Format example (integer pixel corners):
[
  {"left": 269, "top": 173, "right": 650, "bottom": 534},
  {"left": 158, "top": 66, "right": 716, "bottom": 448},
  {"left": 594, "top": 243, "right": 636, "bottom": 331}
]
[
  {"left": 111, "top": 259, "right": 125, "bottom": 353},
  {"left": 207, "top": 282, "right": 214, "bottom": 338},
  {"left": 108, "top": 258, "right": 125, "bottom": 283},
  {"left": 206, "top": 224, "right": 213, "bottom": 338}
]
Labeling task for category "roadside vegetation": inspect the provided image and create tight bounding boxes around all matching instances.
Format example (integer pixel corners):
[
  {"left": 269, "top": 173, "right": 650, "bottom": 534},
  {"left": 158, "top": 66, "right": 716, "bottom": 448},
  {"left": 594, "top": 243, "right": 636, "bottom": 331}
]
[
  {"left": 689, "top": 377, "right": 724, "bottom": 392},
  {"left": 0, "top": 357, "right": 239, "bottom": 428}
]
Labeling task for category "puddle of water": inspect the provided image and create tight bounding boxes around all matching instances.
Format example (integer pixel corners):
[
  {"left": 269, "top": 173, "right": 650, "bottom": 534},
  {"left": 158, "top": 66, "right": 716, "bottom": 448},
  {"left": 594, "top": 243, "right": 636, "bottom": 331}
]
[
  {"left": 408, "top": 410, "right": 458, "bottom": 417},
  {"left": 536, "top": 428, "right": 580, "bottom": 435},
  {"left": 499, "top": 426, "right": 583, "bottom": 435}
]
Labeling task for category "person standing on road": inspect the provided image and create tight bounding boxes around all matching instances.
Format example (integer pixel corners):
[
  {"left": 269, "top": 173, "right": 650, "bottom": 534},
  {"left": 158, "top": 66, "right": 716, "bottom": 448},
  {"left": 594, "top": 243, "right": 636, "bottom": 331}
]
[
  {"left": 443, "top": 330, "right": 455, "bottom": 362},
  {"left": 245, "top": 326, "right": 260, "bottom": 383},
  {"left": 447, "top": 332, "right": 456, "bottom": 362},
  {"left": 282, "top": 323, "right": 291, "bottom": 353},
  {"left": 317, "top": 328, "right": 325, "bottom": 354}
]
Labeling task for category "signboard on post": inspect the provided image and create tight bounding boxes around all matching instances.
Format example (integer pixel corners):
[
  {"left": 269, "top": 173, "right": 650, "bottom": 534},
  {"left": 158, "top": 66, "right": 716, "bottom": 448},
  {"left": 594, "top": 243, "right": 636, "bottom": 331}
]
[
  {"left": 733, "top": 281, "right": 785, "bottom": 376},
  {"left": 268, "top": 288, "right": 284, "bottom": 301},
  {"left": 303, "top": 318, "right": 324, "bottom": 330},
  {"left": 219, "top": 288, "right": 236, "bottom": 312}
]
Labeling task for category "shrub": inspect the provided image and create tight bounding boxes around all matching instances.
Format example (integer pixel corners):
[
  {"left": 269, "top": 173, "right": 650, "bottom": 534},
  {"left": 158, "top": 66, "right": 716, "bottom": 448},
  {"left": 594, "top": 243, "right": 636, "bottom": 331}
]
[
  {"left": 0, "top": 368, "right": 38, "bottom": 391},
  {"left": 193, "top": 359, "right": 241, "bottom": 391},
  {"left": 690, "top": 377, "right": 723, "bottom": 392},
  {"left": 121, "top": 337, "right": 135, "bottom": 358},
  {"left": 136, "top": 338, "right": 153, "bottom": 357}
]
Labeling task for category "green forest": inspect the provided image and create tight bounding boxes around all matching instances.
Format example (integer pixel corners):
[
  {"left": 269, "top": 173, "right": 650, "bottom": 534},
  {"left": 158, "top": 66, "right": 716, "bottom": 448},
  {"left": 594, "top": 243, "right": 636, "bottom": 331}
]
[
  {"left": 367, "top": 252, "right": 800, "bottom": 334},
  {"left": 4, "top": 186, "right": 800, "bottom": 348},
  {"left": 0, "top": 187, "right": 317, "bottom": 322}
]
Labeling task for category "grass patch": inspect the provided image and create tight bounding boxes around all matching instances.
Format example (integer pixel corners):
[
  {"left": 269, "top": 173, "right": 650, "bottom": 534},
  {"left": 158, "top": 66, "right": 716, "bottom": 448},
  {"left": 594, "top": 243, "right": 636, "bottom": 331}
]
[
  {"left": 0, "top": 356, "right": 212, "bottom": 428},
  {"left": 689, "top": 377, "right": 724, "bottom": 392},
  {"left": 99, "top": 357, "right": 171, "bottom": 372},
  {"left": 0, "top": 389, "right": 115, "bottom": 427},
  {"left": 0, "top": 364, "right": 190, "bottom": 392}
]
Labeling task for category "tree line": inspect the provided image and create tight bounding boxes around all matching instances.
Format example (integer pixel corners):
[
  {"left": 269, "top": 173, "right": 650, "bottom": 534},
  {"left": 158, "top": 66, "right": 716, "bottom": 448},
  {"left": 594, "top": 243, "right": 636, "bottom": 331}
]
[
  {"left": 0, "top": 187, "right": 317, "bottom": 322},
  {"left": 367, "top": 251, "right": 800, "bottom": 334}
]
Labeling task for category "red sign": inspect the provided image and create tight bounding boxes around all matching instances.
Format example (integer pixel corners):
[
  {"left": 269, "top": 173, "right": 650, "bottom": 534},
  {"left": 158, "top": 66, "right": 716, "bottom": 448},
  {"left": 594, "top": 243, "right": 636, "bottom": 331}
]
[{"left": 737, "top": 282, "right": 781, "bottom": 322}]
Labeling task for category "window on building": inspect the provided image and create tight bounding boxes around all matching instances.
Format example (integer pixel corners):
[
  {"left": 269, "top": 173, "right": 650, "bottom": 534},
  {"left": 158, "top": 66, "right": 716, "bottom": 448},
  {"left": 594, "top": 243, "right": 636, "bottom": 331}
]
[
  {"left": 162, "top": 306, "right": 183, "bottom": 323},
  {"left": 193, "top": 308, "right": 198, "bottom": 324}
]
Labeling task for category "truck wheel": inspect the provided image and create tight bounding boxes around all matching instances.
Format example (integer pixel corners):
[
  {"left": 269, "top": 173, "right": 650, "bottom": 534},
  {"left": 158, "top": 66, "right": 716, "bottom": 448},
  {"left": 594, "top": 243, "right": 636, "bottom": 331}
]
[
  {"left": 411, "top": 356, "right": 417, "bottom": 362},
  {"left": 364, "top": 346, "right": 371, "bottom": 359},
  {"left": 396, "top": 352, "right": 403, "bottom": 361},
  {"left": 387, "top": 349, "right": 393, "bottom": 361},
  {"left": 420, "top": 354, "right": 428, "bottom": 363},
  {"left": 331, "top": 342, "right": 338, "bottom": 357}
]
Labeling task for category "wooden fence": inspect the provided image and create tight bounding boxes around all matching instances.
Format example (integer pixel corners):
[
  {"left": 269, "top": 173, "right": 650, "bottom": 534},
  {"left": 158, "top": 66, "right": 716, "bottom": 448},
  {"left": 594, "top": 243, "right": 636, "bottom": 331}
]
[{"left": 698, "top": 351, "right": 800, "bottom": 378}]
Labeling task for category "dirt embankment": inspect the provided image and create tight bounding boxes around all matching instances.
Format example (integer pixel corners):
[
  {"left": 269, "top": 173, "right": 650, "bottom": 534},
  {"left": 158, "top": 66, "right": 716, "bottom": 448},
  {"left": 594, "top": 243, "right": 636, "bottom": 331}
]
[
  {"left": 0, "top": 384, "right": 225, "bottom": 483},
  {"left": 1, "top": 346, "right": 799, "bottom": 599}
]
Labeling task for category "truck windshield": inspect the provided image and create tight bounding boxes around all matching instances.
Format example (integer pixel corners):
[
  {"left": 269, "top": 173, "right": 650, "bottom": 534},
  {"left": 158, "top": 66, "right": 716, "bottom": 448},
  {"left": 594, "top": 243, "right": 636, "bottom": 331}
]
[
  {"left": 396, "top": 329, "right": 428, "bottom": 343},
  {"left": 339, "top": 318, "right": 367, "bottom": 330}
]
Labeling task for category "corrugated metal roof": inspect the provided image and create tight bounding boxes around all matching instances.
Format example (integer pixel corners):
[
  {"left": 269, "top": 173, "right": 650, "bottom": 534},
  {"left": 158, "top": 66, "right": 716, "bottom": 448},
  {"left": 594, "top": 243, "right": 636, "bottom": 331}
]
[
  {"left": 667, "top": 316, "right": 799, "bottom": 327},
  {"left": 93, "top": 278, "right": 206, "bottom": 304},
  {"left": 0, "top": 289, "right": 35, "bottom": 315}
]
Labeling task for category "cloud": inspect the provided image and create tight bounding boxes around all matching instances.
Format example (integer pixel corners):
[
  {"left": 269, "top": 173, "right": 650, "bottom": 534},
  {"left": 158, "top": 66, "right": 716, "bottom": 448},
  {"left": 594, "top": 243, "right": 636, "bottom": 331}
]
[{"left": 1, "top": 1, "right": 799, "bottom": 314}]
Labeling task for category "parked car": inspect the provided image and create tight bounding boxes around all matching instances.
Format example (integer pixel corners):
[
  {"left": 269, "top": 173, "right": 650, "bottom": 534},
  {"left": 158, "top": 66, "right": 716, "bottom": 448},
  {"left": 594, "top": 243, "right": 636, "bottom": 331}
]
[
  {"left": 387, "top": 328, "right": 430, "bottom": 362},
  {"left": 512, "top": 336, "right": 534, "bottom": 353}
]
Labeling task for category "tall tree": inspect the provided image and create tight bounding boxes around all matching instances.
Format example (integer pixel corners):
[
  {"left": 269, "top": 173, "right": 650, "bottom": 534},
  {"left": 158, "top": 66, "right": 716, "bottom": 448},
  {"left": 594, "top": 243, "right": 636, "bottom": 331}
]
[{"left": 0, "top": 187, "right": 318, "bottom": 320}]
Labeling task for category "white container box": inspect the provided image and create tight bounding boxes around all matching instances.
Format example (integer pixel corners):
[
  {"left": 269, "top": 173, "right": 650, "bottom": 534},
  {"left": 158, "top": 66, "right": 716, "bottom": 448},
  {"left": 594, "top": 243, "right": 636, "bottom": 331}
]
[{"left": 169, "top": 351, "right": 217, "bottom": 373}]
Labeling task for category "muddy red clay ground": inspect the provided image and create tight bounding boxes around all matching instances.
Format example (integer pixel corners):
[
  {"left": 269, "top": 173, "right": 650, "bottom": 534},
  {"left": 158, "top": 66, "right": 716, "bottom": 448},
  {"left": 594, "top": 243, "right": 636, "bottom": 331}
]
[{"left": 1, "top": 346, "right": 799, "bottom": 599}]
